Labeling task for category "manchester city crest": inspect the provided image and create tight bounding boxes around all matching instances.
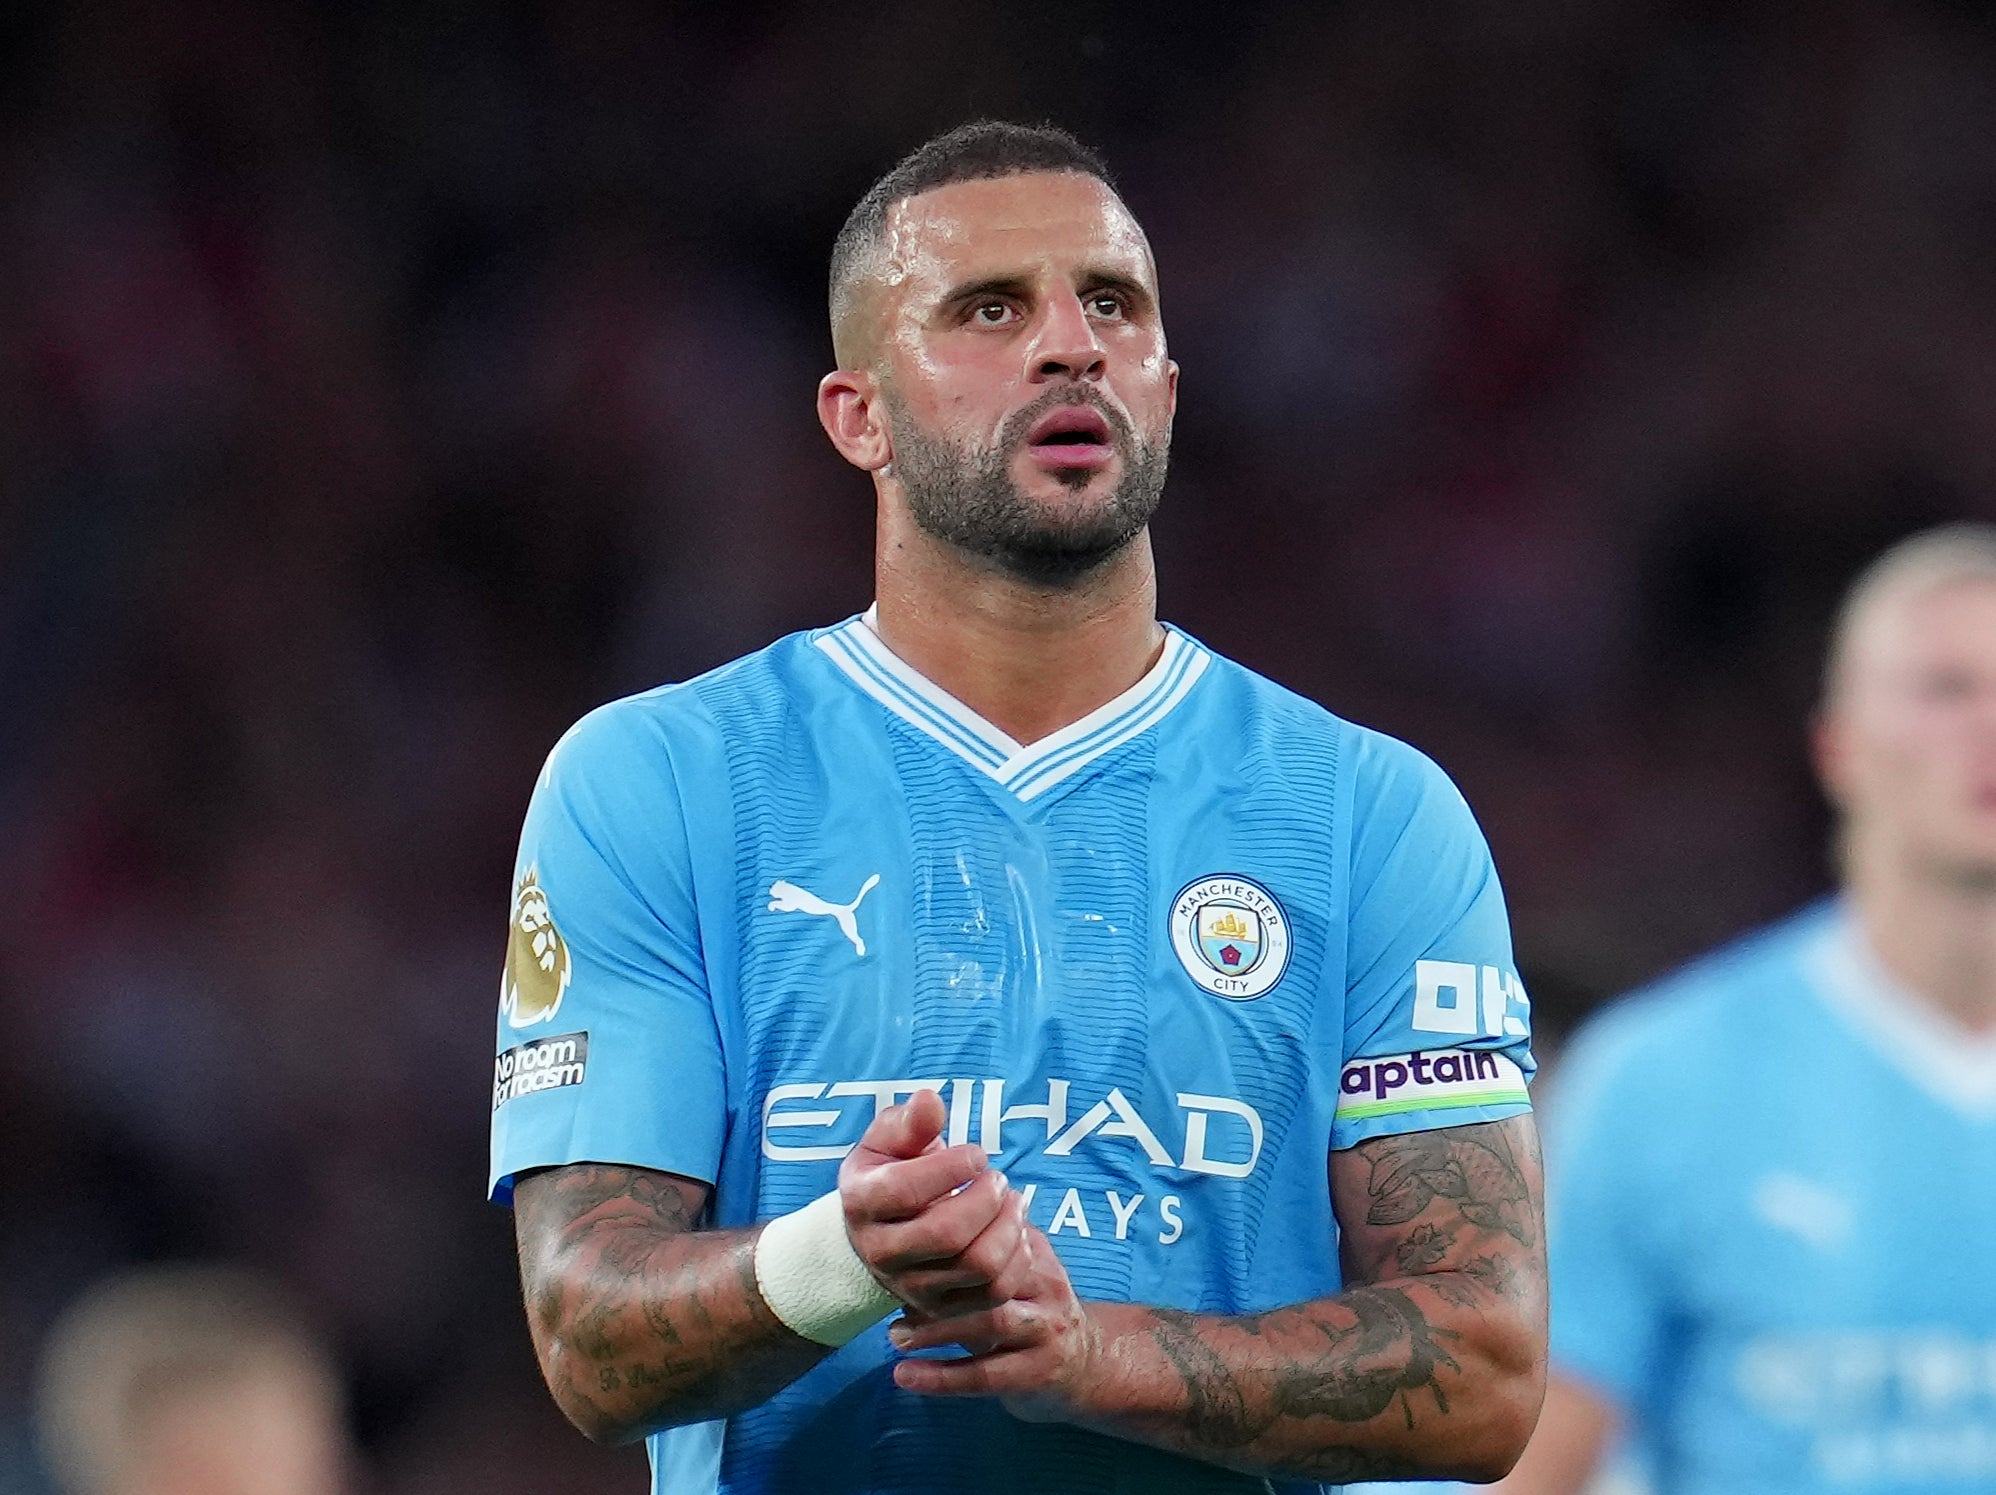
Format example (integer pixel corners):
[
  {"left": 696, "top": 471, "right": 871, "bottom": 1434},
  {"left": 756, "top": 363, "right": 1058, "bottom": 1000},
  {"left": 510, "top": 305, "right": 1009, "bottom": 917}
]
[{"left": 1170, "top": 874, "right": 1292, "bottom": 1000}]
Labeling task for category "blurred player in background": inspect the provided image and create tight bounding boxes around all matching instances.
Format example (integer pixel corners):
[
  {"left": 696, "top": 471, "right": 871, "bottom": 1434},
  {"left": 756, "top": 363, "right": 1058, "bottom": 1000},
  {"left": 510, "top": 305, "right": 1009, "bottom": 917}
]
[
  {"left": 488, "top": 121, "right": 1547, "bottom": 1493},
  {"left": 1490, "top": 522, "right": 1996, "bottom": 1494},
  {"left": 34, "top": 1264, "right": 353, "bottom": 1495}
]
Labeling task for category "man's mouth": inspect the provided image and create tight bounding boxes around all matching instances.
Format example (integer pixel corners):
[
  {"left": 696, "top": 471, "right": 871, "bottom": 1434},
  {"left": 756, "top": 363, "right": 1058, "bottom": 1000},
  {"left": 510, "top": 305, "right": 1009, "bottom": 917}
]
[{"left": 1024, "top": 405, "right": 1116, "bottom": 471}]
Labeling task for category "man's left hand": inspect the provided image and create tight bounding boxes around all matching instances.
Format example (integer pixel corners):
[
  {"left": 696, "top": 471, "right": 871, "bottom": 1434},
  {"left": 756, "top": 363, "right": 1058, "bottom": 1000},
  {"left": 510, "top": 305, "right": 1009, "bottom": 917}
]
[{"left": 886, "top": 1222, "right": 1107, "bottom": 1421}]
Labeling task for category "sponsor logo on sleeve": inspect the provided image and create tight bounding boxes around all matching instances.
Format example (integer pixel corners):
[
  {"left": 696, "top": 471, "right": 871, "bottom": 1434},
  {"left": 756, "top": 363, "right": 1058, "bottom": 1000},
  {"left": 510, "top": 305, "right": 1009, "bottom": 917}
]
[
  {"left": 1335, "top": 1048, "right": 1529, "bottom": 1123},
  {"left": 501, "top": 866, "right": 571, "bottom": 1029},
  {"left": 493, "top": 1031, "right": 589, "bottom": 1110},
  {"left": 1411, "top": 959, "right": 1530, "bottom": 1038}
]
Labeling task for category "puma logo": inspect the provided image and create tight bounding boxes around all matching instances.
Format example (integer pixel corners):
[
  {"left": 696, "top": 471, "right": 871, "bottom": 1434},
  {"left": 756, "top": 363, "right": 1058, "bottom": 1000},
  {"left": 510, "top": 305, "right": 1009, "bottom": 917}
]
[
  {"left": 1753, "top": 1173, "right": 1853, "bottom": 1252},
  {"left": 767, "top": 874, "right": 882, "bottom": 957}
]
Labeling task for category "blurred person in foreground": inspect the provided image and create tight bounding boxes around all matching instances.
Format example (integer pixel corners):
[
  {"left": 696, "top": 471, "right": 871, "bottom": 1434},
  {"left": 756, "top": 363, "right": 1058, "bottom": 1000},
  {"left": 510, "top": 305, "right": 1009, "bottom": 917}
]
[
  {"left": 1490, "top": 523, "right": 1996, "bottom": 1495},
  {"left": 34, "top": 1264, "right": 354, "bottom": 1495},
  {"left": 488, "top": 121, "right": 1546, "bottom": 1494}
]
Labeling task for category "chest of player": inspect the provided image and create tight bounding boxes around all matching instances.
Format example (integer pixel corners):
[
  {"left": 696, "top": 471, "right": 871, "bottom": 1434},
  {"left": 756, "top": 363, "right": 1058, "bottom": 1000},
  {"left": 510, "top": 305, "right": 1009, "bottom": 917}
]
[
  {"left": 698, "top": 750, "right": 1347, "bottom": 1215},
  {"left": 1683, "top": 1047, "right": 1996, "bottom": 1322},
  {"left": 1670, "top": 1067, "right": 1996, "bottom": 1480}
]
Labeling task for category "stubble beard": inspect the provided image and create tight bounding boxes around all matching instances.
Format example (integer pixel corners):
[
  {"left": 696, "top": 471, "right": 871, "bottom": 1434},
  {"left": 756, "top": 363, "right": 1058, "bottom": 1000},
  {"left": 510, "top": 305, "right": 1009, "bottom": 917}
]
[
  {"left": 886, "top": 387, "right": 1170, "bottom": 588},
  {"left": 1849, "top": 818, "right": 1996, "bottom": 896},
  {"left": 1926, "top": 849, "right": 1996, "bottom": 895}
]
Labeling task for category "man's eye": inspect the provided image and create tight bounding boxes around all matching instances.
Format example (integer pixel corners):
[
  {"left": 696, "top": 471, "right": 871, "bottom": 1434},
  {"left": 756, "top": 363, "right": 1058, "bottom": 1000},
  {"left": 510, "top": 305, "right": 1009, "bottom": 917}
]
[
  {"left": 1089, "top": 294, "right": 1125, "bottom": 318},
  {"left": 1915, "top": 670, "right": 1977, "bottom": 702},
  {"left": 973, "top": 302, "right": 1013, "bottom": 325}
]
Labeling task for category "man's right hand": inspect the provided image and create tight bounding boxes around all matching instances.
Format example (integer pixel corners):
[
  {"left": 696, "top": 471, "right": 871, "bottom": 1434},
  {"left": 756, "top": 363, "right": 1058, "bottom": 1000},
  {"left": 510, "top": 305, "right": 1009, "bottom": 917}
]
[{"left": 839, "top": 1089, "right": 1033, "bottom": 1321}]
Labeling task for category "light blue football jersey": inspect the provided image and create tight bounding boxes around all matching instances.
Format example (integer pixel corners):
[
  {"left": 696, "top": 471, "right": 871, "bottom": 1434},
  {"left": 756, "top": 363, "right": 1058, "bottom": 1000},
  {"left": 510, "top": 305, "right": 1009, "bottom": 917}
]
[
  {"left": 1549, "top": 902, "right": 1996, "bottom": 1493},
  {"left": 489, "top": 612, "right": 1535, "bottom": 1495}
]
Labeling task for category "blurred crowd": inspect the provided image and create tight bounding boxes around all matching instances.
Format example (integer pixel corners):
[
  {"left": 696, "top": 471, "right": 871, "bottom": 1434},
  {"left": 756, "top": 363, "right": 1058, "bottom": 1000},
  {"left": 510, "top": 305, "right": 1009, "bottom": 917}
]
[{"left": 4, "top": 1, "right": 1996, "bottom": 1488}]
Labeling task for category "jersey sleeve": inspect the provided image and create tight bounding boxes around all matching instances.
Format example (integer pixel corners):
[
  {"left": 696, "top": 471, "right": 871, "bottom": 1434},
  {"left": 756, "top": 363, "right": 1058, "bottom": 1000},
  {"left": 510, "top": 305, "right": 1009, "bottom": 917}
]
[
  {"left": 487, "top": 698, "right": 727, "bottom": 1204},
  {"left": 1331, "top": 729, "right": 1534, "bottom": 1150},
  {"left": 1540, "top": 1004, "right": 1678, "bottom": 1407}
]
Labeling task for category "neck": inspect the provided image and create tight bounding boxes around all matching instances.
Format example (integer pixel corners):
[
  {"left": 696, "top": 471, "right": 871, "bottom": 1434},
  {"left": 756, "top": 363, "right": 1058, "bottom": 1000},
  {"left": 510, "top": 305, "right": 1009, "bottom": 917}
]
[
  {"left": 872, "top": 497, "right": 1164, "bottom": 746},
  {"left": 1849, "top": 854, "right": 1996, "bottom": 1034}
]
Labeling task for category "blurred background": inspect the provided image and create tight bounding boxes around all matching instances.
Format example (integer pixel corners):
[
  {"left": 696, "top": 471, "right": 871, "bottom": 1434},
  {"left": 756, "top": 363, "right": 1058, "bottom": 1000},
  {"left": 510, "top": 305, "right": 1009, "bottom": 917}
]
[{"left": 3, "top": 0, "right": 1995, "bottom": 1488}]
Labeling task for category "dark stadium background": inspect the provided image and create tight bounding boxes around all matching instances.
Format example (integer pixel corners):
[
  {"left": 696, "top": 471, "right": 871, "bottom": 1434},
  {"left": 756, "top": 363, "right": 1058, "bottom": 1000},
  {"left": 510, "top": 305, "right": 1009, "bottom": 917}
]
[{"left": 3, "top": 1, "right": 1994, "bottom": 1488}]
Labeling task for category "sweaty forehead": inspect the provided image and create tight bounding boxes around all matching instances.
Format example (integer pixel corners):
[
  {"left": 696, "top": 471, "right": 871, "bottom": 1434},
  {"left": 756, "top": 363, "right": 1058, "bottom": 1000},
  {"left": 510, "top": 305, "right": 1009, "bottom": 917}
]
[{"left": 879, "top": 172, "right": 1155, "bottom": 301}]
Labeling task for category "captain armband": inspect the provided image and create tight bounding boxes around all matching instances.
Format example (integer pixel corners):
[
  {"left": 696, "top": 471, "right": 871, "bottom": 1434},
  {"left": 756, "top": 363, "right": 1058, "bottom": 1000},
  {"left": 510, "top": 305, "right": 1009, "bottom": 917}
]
[{"left": 752, "top": 1191, "right": 899, "bottom": 1347}]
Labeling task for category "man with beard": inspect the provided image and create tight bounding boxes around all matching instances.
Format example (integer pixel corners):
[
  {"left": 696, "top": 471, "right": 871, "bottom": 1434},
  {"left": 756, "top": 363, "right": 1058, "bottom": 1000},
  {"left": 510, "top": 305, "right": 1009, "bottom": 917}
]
[
  {"left": 488, "top": 122, "right": 1546, "bottom": 1495},
  {"left": 1487, "top": 524, "right": 1996, "bottom": 1495}
]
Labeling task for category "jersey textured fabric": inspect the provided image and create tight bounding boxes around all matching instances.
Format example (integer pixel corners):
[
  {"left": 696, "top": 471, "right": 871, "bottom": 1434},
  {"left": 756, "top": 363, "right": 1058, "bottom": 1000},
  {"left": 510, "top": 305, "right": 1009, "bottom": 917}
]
[
  {"left": 489, "top": 614, "right": 1534, "bottom": 1495},
  {"left": 1549, "top": 901, "right": 1996, "bottom": 1493}
]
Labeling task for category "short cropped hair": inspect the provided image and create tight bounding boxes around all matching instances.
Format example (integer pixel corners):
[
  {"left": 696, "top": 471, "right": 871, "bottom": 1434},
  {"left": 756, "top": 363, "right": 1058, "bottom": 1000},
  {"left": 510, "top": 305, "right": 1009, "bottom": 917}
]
[
  {"left": 1824, "top": 521, "right": 1996, "bottom": 700},
  {"left": 829, "top": 121, "right": 1119, "bottom": 361},
  {"left": 35, "top": 1265, "right": 339, "bottom": 1495}
]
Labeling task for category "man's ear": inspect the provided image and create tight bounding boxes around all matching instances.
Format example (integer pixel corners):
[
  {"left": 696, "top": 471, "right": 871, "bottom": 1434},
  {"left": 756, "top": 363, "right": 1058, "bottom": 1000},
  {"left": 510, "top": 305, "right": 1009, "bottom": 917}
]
[
  {"left": 817, "top": 369, "right": 892, "bottom": 472},
  {"left": 1811, "top": 705, "right": 1851, "bottom": 810}
]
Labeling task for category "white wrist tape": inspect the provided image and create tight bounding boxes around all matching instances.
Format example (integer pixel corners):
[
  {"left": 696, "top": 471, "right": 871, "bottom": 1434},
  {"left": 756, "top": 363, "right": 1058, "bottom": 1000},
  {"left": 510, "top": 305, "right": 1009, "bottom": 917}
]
[{"left": 753, "top": 1190, "right": 899, "bottom": 1347}]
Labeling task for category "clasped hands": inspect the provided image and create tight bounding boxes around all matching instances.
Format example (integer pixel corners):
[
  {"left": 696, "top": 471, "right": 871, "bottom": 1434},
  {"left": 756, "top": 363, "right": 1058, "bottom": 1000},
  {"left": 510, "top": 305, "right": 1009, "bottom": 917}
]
[{"left": 837, "top": 1088, "right": 1104, "bottom": 1416}]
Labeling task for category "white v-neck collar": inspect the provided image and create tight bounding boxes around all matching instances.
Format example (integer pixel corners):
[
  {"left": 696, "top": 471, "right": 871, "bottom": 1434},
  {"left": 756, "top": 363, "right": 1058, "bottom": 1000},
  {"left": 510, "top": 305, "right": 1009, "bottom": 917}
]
[
  {"left": 812, "top": 607, "right": 1210, "bottom": 802},
  {"left": 1805, "top": 909, "right": 1996, "bottom": 1121}
]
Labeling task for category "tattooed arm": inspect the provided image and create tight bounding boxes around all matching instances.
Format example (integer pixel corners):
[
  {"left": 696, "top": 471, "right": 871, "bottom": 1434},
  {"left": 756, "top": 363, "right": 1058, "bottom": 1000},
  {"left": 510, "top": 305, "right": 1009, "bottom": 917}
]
[
  {"left": 892, "top": 1113, "right": 1548, "bottom": 1483},
  {"left": 515, "top": 1092, "right": 1028, "bottom": 1444},
  {"left": 1480, "top": 1371, "right": 1620, "bottom": 1494},
  {"left": 514, "top": 1164, "right": 824, "bottom": 1442}
]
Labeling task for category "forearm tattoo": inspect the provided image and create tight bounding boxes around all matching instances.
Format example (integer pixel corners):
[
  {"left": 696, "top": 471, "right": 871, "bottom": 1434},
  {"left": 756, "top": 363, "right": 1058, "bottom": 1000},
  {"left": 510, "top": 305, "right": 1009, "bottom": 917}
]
[
  {"left": 514, "top": 1164, "right": 824, "bottom": 1437},
  {"left": 1114, "top": 1116, "right": 1545, "bottom": 1481}
]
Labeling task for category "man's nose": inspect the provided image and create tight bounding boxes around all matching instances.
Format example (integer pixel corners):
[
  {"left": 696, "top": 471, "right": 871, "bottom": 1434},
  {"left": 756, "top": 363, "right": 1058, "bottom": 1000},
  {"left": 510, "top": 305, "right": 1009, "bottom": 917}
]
[{"left": 1027, "top": 294, "right": 1107, "bottom": 383}]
